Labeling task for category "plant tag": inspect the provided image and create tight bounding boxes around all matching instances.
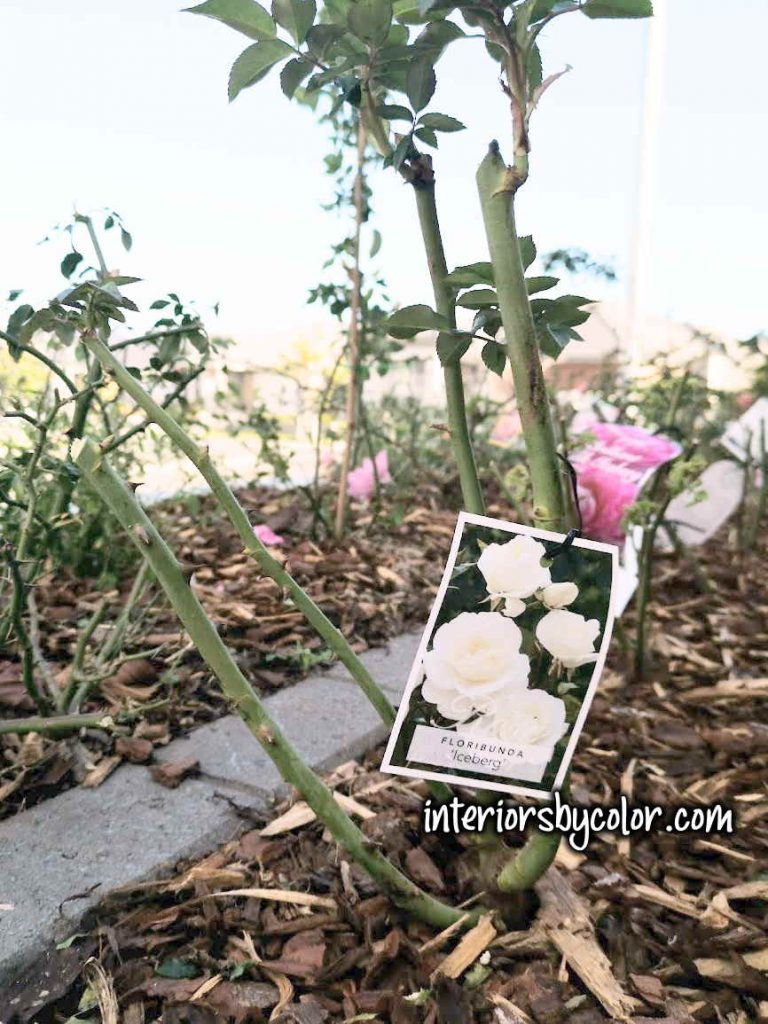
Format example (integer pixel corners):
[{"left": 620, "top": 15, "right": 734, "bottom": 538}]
[
  {"left": 614, "top": 525, "right": 642, "bottom": 616},
  {"left": 381, "top": 512, "right": 618, "bottom": 799},
  {"left": 720, "top": 397, "right": 768, "bottom": 462},
  {"left": 660, "top": 459, "right": 745, "bottom": 548}
]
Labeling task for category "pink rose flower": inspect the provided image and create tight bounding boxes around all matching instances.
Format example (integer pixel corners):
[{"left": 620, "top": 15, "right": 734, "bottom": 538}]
[
  {"left": 572, "top": 422, "right": 680, "bottom": 544},
  {"left": 583, "top": 422, "right": 680, "bottom": 473},
  {"left": 253, "top": 523, "right": 284, "bottom": 546},
  {"left": 576, "top": 465, "right": 639, "bottom": 545},
  {"left": 347, "top": 449, "right": 391, "bottom": 502}
]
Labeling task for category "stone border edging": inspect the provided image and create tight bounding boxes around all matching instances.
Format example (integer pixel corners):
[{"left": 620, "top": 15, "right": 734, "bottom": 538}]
[{"left": 0, "top": 631, "right": 420, "bottom": 985}]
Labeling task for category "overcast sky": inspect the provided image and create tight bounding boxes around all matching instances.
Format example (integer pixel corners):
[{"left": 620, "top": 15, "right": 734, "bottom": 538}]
[{"left": 1, "top": 0, "right": 765, "bottom": 359}]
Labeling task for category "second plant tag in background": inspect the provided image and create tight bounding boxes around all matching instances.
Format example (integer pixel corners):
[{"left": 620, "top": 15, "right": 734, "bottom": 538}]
[{"left": 381, "top": 512, "right": 618, "bottom": 799}]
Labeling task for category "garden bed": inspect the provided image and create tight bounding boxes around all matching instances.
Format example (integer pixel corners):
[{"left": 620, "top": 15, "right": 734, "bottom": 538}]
[
  {"left": 2, "top": 496, "right": 768, "bottom": 1019},
  {"left": 2, "top": 481, "right": 768, "bottom": 826},
  {"left": 0, "top": 483, "right": 456, "bottom": 819}
]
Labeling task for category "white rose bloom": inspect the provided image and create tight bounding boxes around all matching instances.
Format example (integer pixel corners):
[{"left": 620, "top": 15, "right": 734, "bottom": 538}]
[
  {"left": 538, "top": 581, "right": 579, "bottom": 610},
  {"left": 536, "top": 609, "right": 601, "bottom": 669},
  {"left": 422, "top": 611, "right": 530, "bottom": 721},
  {"left": 477, "top": 535, "right": 551, "bottom": 600},
  {"left": 457, "top": 689, "right": 568, "bottom": 749}
]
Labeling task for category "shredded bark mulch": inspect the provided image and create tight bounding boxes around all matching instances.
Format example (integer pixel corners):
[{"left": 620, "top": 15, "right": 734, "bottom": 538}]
[{"left": 1, "top": 497, "right": 767, "bottom": 1021}]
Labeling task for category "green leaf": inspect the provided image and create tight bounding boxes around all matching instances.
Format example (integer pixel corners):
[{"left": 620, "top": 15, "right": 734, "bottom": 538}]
[
  {"left": 369, "top": 228, "right": 382, "bottom": 258},
  {"left": 414, "top": 20, "right": 464, "bottom": 58},
  {"left": 386, "top": 303, "right": 448, "bottom": 338},
  {"left": 527, "top": 41, "right": 543, "bottom": 95},
  {"left": 530, "top": 0, "right": 578, "bottom": 20},
  {"left": 348, "top": 0, "right": 393, "bottom": 44},
  {"left": 185, "top": 0, "right": 276, "bottom": 39},
  {"left": 414, "top": 125, "right": 438, "bottom": 147},
  {"left": 436, "top": 331, "right": 471, "bottom": 365},
  {"left": 481, "top": 339, "right": 506, "bottom": 376},
  {"left": 518, "top": 235, "right": 536, "bottom": 270},
  {"left": 305, "top": 23, "right": 344, "bottom": 58},
  {"left": 525, "top": 275, "right": 558, "bottom": 295},
  {"left": 418, "top": 112, "right": 465, "bottom": 132},
  {"left": 456, "top": 288, "right": 498, "bottom": 310},
  {"left": 392, "top": 0, "right": 448, "bottom": 23},
  {"left": 155, "top": 958, "right": 200, "bottom": 980},
  {"left": 61, "top": 252, "right": 83, "bottom": 279},
  {"left": 472, "top": 308, "right": 501, "bottom": 337},
  {"left": 581, "top": 0, "right": 652, "bottom": 16},
  {"left": 391, "top": 133, "right": 414, "bottom": 171},
  {"left": 536, "top": 322, "right": 580, "bottom": 361},
  {"left": 120, "top": 228, "right": 133, "bottom": 252},
  {"left": 376, "top": 102, "right": 413, "bottom": 121},
  {"left": 444, "top": 262, "right": 494, "bottom": 287},
  {"left": 272, "top": 0, "right": 315, "bottom": 42},
  {"left": 406, "top": 58, "right": 436, "bottom": 112},
  {"left": 280, "top": 56, "right": 313, "bottom": 96},
  {"left": 228, "top": 39, "right": 293, "bottom": 99}
]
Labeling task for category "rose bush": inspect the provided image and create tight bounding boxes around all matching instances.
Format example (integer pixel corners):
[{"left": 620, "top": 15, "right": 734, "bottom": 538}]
[
  {"left": 422, "top": 611, "right": 530, "bottom": 721},
  {"left": 536, "top": 609, "right": 601, "bottom": 669},
  {"left": 572, "top": 420, "right": 681, "bottom": 544}
]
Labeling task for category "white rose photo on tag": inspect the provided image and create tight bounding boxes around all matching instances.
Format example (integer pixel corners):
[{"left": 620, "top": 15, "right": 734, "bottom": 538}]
[{"left": 380, "top": 512, "right": 619, "bottom": 799}]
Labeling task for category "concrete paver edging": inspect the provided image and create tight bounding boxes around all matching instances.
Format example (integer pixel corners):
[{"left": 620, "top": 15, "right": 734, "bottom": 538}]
[{"left": 0, "top": 631, "right": 421, "bottom": 986}]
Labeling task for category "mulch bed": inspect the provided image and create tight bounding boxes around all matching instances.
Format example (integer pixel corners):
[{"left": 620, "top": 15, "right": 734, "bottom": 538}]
[
  {"left": 0, "top": 485, "right": 457, "bottom": 818},
  {"left": 1, "top": 498, "right": 767, "bottom": 1020}
]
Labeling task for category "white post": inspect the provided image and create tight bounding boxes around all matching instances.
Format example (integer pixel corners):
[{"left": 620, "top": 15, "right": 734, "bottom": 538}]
[{"left": 627, "top": 0, "right": 668, "bottom": 371}]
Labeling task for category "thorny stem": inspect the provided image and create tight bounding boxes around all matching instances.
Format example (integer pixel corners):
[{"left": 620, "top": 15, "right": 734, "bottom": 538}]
[
  {"left": 0, "top": 701, "right": 168, "bottom": 737},
  {"left": 3, "top": 547, "right": 48, "bottom": 714},
  {"left": 0, "top": 331, "right": 78, "bottom": 394},
  {"left": 101, "top": 364, "right": 206, "bottom": 454},
  {"left": 334, "top": 113, "right": 368, "bottom": 537},
  {"left": 109, "top": 322, "right": 204, "bottom": 353},
  {"left": 99, "top": 560, "right": 152, "bottom": 662},
  {"left": 476, "top": 143, "right": 569, "bottom": 532},
  {"left": 74, "top": 439, "right": 476, "bottom": 929},
  {"left": 59, "top": 599, "right": 108, "bottom": 713},
  {"left": 81, "top": 333, "right": 397, "bottom": 727}
]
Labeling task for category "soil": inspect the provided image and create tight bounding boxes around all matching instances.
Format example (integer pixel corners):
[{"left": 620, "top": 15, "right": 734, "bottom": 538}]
[{"left": 1, "top": 488, "right": 767, "bottom": 1021}]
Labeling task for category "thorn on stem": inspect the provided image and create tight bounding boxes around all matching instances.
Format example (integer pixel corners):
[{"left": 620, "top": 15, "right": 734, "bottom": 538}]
[
  {"left": 132, "top": 525, "right": 152, "bottom": 547},
  {"left": 256, "top": 724, "right": 276, "bottom": 745}
]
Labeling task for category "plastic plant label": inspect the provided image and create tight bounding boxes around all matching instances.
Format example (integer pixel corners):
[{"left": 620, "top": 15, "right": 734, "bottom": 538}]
[
  {"left": 661, "top": 459, "right": 745, "bottom": 548},
  {"left": 720, "top": 397, "right": 768, "bottom": 462},
  {"left": 381, "top": 512, "right": 618, "bottom": 800}
]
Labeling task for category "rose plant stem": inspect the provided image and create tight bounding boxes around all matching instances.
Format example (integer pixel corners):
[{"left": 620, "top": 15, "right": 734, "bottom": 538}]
[
  {"left": 79, "top": 333, "right": 396, "bottom": 728},
  {"left": 634, "top": 476, "right": 673, "bottom": 681},
  {"left": 334, "top": 113, "right": 367, "bottom": 537},
  {"left": 413, "top": 180, "right": 485, "bottom": 517},
  {"left": 362, "top": 91, "right": 484, "bottom": 517},
  {"left": 475, "top": 142, "right": 575, "bottom": 891},
  {"left": 74, "top": 438, "right": 473, "bottom": 929},
  {"left": 476, "top": 143, "right": 569, "bottom": 532}
]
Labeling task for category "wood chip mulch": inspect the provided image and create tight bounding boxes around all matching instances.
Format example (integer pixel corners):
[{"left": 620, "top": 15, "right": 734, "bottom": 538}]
[{"left": 1, "top": 509, "right": 767, "bottom": 1022}]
